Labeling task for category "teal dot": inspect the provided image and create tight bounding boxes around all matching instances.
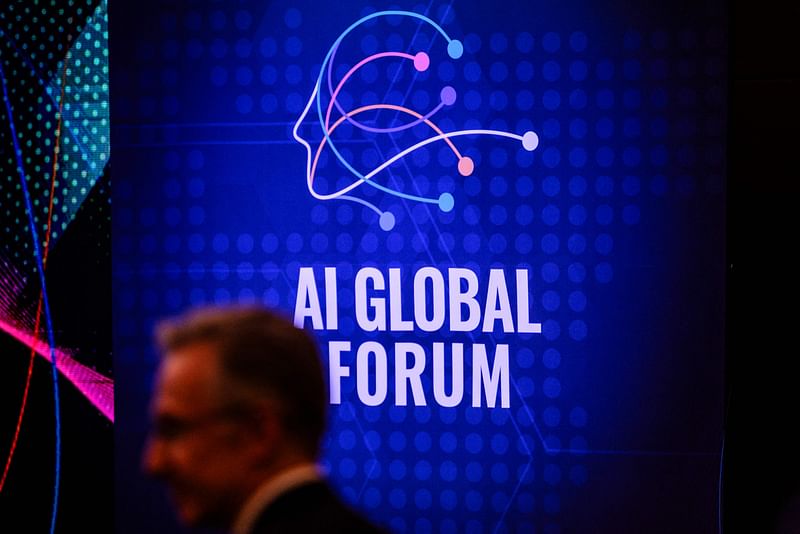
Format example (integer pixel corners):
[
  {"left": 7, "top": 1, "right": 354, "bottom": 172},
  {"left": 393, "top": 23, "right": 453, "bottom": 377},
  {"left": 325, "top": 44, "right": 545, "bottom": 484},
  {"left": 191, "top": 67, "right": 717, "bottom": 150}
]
[
  {"left": 447, "top": 39, "right": 463, "bottom": 59},
  {"left": 438, "top": 192, "right": 454, "bottom": 212}
]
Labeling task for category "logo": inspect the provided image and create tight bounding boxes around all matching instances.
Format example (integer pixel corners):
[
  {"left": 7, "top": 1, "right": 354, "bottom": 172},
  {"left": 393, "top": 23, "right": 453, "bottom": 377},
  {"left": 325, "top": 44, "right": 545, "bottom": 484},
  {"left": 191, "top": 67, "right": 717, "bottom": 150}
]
[{"left": 293, "top": 10, "right": 539, "bottom": 231}]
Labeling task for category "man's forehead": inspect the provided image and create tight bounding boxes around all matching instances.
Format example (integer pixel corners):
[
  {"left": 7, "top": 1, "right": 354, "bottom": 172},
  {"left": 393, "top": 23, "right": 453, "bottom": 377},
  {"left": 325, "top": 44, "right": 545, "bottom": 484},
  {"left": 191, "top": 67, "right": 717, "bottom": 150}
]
[{"left": 152, "top": 342, "right": 222, "bottom": 413}]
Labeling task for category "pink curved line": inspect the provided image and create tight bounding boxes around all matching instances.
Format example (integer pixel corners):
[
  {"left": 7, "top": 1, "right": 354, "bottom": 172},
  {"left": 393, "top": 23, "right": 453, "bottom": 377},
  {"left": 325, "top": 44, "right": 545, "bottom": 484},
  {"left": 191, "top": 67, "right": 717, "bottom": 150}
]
[
  {"left": 312, "top": 103, "right": 462, "bottom": 199},
  {"left": 325, "top": 51, "right": 414, "bottom": 130}
]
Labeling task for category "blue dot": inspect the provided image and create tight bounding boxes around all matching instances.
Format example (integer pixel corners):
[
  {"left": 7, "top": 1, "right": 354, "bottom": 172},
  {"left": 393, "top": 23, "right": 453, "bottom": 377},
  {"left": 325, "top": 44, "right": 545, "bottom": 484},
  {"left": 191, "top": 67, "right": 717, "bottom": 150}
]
[
  {"left": 569, "top": 205, "right": 586, "bottom": 225},
  {"left": 569, "top": 147, "right": 587, "bottom": 167},
  {"left": 516, "top": 61, "right": 534, "bottom": 81},
  {"left": 466, "top": 433, "right": 483, "bottom": 454},
  {"left": 542, "top": 290, "right": 560, "bottom": 311},
  {"left": 515, "top": 233, "right": 533, "bottom": 254},
  {"left": 518, "top": 377, "right": 535, "bottom": 397},
  {"left": 543, "top": 32, "right": 561, "bottom": 52},
  {"left": 237, "top": 233, "right": 254, "bottom": 253},
  {"left": 543, "top": 320, "right": 561, "bottom": 341},
  {"left": 623, "top": 89, "right": 641, "bottom": 109},
  {"left": 542, "top": 90, "right": 560, "bottom": 110},
  {"left": 490, "top": 32, "right": 508, "bottom": 53},
  {"left": 466, "top": 491, "right": 483, "bottom": 512},
  {"left": 543, "top": 406, "right": 560, "bottom": 427},
  {"left": 569, "top": 320, "right": 588, "bottom": 340},
  {"left": 389, "top": 432, "right": 407, "bottom": 452},
  {"left": 491, "top": 463, "right": 509, "bottom": 484},
  {"left": 516, "top": 32, "right": 534, "bottom": 53},
  {"left": 594, "top": 234, "right": 613, "bottom": 255},
  {"left": 570, "top": 407, "right": 588, "bottom": 427},
  {"left": 569, "top": 60, "right": 588, "bottom": 81},
  {"left": 568, "top": 262, "right": 586, "bottom": 283},
  {"left": 568, "top": 234, "right": 586, "bottom": 254},
  {"left": 543, "top": 148, "right": 560, "bottom": 168},
  {"left": 490, "top": 205, "right": 508, "bottom": 226},
  {"left": 235, "top": 38, "right": 252, "bottom": 59},
  {"left": 517, "top": 348, "right": 534, "bottom": 368},
  {"left": 570, "top": 31, "right": 588, "bottom": 52},
  {"left": 489, "top": 234, "right": 507, "bottom": 253},
  {"left": 490, "top": 62, "right": 509, "bottom": 82},
  {"left": 464, "top": 90, "right": 481, "bottom": 110},
  {"left": 389, "top": 489, "right": 406, "bottom": 512},
  {"left": 414, "top": 460, "right": 432, "bottom": 481},
  {"left": 285, "top": 36, "right": 302, "bottom": 56},
  {"left": 387, "top": 232, "right": 403, "bottom": 252},
  {"left": 541, "top": 205, "right": 560, "bottom": 225},
  {"left": 284, "top": 7, "right": 302, "bottom": 29},
  {"left": 596, "top": 147, "right": 615, "bottom": 167},
  {"left": 624, "top": 30, "right": 642, "bottom": 50},
  {"left": 623, "top": 147, "right": 641, "bottom": 167},
  {"left": 543, "top": 377, "right": 561, "bottom": 398},
  {"left": 463, "top": 61, "right": 481, "bottom": 82},
  {"left": 516, "top": 90, "right": 534, "bottom": 110},
  {"left": 623, "top": 205, "right": 640, "bottom": 225},
  {"left": 541, "top": 262, "right": 559, "bottom": 283},
  {"left": 447, "top": 39, "right": 463, "bottom": 59},
  {"left": 516, "top": 205, "right": 533, "bottom": 225},
  {"left": 387, "top": 460, "right": 407, "bottom": 482},
  {"left": 568, "top": 291, "right": 587, "bottom": 312},
  {"left": 517, "top": 175, "right": 534, "bottom": 196},
  {"left": 541, "top": 234, "right": 559, "bottom": 254},
  {"left": 543, "top": 348, "right": 561, "bottom": 369},
  {"left": 622, "top": 175, "right": 641, "bottom": 196},
  {"left": 212, "top": 233, "right": 229, "bottom": 253},
  {"left": 624, "top": 118, "right": 641, "bottom": 137},
  {"left": 414, "top": 432, "right": 432, "bottom": 452},
  {"left": 260, "top": 65, "right": 277, "bottom": 85},
  {"left": 287, "top": 233, "right": 303, "bottom": 253},
  {"left": 595, "top": 262, "right": 613, "bottom": 283},
  {"left": 569, "top": 90, "right": 587, "bottom": 110},
  {"left": 595, "top": 205, "right": 613, "bottom": 225},
  {"left": 569, "top": 176, "right": 587, "bottom": 197},
  {"left": 440, "top": 460, "right": 457, "bottom": 482},
  {"left": 261, "top": 93, "right": 277, "bottom": 114},
  {"left": 543, "top": 60, "right": 560, "bottom": 81}
]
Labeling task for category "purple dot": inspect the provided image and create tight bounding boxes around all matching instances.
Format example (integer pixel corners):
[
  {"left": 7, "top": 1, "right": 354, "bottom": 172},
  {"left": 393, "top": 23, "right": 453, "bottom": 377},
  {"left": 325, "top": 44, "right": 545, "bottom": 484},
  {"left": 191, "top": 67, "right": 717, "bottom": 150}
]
[{"left": 440, "top": 85, "right": 456, "bottom": 106}]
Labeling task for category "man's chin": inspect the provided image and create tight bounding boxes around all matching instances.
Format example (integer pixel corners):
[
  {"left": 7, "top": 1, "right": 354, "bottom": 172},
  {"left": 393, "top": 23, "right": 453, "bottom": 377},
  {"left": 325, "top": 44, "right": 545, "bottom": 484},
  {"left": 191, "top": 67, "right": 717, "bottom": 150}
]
[{"left": 172, "top": 494, "right": 229, "bottom": 530}]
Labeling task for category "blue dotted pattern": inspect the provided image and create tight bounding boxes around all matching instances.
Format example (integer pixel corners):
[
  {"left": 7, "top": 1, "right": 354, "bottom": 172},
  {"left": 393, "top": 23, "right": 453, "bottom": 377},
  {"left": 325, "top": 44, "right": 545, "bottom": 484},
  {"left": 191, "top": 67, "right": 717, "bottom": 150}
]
[{"left": 112, "top": 2, "right": 727, "bottom": 533}]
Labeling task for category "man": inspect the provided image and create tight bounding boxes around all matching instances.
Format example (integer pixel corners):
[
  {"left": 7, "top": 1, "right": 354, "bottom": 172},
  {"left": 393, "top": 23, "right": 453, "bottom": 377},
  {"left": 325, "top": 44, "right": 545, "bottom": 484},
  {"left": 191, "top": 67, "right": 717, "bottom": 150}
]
[{"left": 142, "top": 305, "right": 382, "bottom": 534}]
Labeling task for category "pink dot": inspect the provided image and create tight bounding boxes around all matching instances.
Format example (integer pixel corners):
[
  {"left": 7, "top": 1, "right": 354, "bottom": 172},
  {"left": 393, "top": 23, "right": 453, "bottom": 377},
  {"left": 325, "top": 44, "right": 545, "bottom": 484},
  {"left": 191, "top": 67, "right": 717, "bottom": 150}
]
[
  {"left": 458, "top": 156, "right": 474, "bottom": 176},
  {"left": 413, "top": 52, "right": 430, "bottom": 72}
]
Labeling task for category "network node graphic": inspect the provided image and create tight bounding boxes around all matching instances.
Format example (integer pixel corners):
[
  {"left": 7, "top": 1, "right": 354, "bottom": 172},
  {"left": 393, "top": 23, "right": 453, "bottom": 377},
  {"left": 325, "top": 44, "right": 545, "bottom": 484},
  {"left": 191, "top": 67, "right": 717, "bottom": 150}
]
[{"left": 292, "top": 10, "right": 539, "bottom": 231}]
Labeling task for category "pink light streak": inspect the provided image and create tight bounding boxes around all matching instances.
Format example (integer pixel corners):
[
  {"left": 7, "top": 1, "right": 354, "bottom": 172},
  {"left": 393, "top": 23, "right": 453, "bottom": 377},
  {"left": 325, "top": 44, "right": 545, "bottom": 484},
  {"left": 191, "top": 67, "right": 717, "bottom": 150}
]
[{"left": 0, "top": 317, "right": 114, "bottom": 422}]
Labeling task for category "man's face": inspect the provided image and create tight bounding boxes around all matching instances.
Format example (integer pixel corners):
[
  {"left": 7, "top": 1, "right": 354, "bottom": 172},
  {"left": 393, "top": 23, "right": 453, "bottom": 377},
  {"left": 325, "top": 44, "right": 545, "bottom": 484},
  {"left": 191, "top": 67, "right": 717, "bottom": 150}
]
[{"left": 142, "top": 342, "right": 255, "bottom": 529}]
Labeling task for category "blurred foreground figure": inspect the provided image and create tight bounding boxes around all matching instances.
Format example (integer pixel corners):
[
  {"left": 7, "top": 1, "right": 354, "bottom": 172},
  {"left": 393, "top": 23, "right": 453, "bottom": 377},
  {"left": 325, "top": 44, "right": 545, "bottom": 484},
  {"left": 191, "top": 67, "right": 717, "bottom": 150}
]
[{"left": 142, "top": 305, "right": 382, "bottom": 534}]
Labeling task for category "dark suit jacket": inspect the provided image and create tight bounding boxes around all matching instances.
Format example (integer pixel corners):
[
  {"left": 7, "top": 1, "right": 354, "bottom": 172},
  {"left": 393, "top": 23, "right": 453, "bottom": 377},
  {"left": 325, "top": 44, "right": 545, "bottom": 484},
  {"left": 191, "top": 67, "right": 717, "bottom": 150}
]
[{"left": 248, "top": 480, "right": 384, "bottom": 534}]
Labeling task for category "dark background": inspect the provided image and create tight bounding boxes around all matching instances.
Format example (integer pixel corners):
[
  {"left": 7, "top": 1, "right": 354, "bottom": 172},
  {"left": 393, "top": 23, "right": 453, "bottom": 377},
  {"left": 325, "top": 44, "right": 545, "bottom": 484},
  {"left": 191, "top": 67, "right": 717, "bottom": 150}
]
[{"left": 725, "top": 1, "right": 800, "bottom": 533}]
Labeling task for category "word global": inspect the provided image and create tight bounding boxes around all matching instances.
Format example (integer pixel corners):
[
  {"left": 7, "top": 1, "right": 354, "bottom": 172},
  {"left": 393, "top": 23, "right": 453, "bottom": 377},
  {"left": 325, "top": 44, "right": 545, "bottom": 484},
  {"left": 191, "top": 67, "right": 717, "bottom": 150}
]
[{"left": 293, "top": 266, "right": 542, "bottom": 408}]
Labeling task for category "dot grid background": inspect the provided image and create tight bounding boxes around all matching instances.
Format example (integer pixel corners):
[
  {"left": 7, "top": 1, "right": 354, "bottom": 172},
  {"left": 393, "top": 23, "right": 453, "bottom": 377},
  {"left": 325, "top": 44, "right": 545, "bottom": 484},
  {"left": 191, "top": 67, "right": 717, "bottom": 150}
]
[
  {"left": 112, "top": 1, "right": 726, "bottom": 532},
  {"left": 1, "top": 0, "right": 112, "bottom": 530}
]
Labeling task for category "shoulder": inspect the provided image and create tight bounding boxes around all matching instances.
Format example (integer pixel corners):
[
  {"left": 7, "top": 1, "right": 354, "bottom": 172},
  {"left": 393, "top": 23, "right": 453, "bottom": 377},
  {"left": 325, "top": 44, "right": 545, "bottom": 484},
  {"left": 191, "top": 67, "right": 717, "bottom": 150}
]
[{"left": 249, "top": 480, "right": 385, "bottom": 534}]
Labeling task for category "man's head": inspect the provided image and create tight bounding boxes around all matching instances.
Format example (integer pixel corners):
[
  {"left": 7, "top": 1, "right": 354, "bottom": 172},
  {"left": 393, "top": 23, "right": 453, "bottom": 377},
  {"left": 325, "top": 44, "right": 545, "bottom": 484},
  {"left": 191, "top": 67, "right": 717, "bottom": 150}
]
[{"left": 142, "top": 305, "right": 326, "bottom": 529}]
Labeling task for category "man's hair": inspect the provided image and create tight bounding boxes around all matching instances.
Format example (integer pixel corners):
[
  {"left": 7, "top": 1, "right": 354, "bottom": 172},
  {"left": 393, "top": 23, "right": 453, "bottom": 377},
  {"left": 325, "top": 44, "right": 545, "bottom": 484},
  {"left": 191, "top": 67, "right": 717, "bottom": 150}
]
[{"left": 155, "top": 305, "right": 326, "bottom": 458}]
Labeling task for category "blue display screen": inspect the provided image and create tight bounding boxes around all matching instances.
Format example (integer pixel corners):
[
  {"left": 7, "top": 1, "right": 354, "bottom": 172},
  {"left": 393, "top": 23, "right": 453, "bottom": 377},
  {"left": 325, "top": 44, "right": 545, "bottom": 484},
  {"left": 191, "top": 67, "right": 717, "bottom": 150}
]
[{"left": 111, "top": 1, "right": 726, "bottom": 532}]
